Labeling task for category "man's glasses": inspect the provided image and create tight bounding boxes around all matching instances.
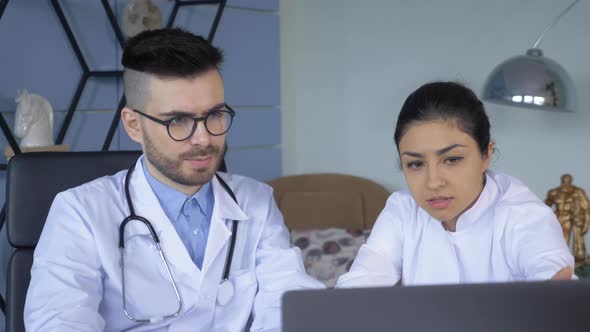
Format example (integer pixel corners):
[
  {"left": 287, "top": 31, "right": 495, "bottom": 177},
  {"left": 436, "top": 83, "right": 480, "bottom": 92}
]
[{"left": 133, "top": 104, "right": 235, "bottom": 141}]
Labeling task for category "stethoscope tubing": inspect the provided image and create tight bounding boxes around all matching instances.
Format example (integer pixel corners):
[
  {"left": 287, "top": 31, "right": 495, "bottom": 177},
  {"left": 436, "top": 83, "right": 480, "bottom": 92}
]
[{"left": 120, "top": 163, "right": 239, "bottom": 323}]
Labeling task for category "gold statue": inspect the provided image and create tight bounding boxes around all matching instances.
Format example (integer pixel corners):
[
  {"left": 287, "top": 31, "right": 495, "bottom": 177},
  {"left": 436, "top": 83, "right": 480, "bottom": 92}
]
[{"left": 545, "top": 174, "right": 590, "bottom": 264}]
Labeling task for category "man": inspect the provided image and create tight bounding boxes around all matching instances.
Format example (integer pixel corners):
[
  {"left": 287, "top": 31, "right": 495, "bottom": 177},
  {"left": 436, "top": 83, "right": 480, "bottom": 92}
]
[
  {"left": 545, "top": 174, "right": 590, "bottom": 264},
  {"left": 24, "top": 28, "right": 323, "bottom": 331}
]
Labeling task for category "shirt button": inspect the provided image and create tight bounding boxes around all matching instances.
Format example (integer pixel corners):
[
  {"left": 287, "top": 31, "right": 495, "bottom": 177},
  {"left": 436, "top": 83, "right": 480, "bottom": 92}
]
[{"left": 193, "top": 229, "right": 200, "bottom": 235}]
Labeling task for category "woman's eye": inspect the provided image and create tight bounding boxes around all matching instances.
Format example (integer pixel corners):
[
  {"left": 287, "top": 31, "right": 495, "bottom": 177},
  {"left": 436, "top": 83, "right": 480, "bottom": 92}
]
[
  {"left": 406, "top": 161, "right": 423, "bottom": 169},
  {"left": 445, "top": 156, "right": 464, "bottom": 165}
]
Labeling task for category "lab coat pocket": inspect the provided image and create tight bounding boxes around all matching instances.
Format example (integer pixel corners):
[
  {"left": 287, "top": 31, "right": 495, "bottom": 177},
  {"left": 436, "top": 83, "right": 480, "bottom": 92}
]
[
  {"left": 213, "top": 269, "right": 258, "bottom": 331},
  {"left": 122, "top": 234, "right": 182, "bottom": 321}
]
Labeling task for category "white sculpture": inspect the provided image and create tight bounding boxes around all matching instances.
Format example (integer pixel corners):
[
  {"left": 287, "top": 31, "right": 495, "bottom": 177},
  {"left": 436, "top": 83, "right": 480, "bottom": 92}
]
[
  {"left": 123, "top": 0, "right": 164, "bottom": 38},
  {"left": 14, "top": 90, "right": 54, "bottom": 148}
]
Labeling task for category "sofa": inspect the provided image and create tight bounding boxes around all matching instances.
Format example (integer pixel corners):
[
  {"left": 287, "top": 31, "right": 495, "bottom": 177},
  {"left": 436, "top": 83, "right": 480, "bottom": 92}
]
[{"left": 268, "top": 173, "right": 390, "bottom": 287}]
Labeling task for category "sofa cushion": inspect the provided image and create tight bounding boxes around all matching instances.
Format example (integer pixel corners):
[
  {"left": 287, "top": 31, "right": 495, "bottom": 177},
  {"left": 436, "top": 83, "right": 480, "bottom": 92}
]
[{"left": 291, "top": 228, "right": 370, "bottom": 287}]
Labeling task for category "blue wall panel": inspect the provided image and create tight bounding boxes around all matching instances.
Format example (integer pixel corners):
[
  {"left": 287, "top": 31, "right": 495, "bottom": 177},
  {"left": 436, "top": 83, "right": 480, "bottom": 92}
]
[
  {"left": 228, "top": 0, "right": 279, "bottom": 11},
  {"left": 225, "top": 147, "right": 281, "bottom": 182},
  {"left": 228, "top": 108, "right": 281, "bottom": 147},
  {"left": 56, "top": 110, "right": 118, "bottom": 151},
  {"left": 217, "top": 9, "right": 280, "bottom": 107},
  {"left": 173, "top": 4, "right": 215, "bottom": 36},
  {"left": 59, "top": 0, "right": 119, "bottom": 70},
  {"left": 175, "top": 7, "right": 280, "bottom": 107}
]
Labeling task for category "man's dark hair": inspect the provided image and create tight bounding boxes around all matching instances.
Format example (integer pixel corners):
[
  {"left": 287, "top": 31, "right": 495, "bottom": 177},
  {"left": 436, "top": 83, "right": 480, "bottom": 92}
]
[
  {"left": 122, "top": 28, "right": 224, "bottom": 109},
  {"left": 122, "top": 28, "right": 223, "bottom": 77}
]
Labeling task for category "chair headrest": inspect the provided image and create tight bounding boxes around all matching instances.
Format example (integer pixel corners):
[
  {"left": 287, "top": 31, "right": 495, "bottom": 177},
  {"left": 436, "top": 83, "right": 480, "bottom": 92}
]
[{"left": 6, "top": 151, "right": 141, "bottom": 248}]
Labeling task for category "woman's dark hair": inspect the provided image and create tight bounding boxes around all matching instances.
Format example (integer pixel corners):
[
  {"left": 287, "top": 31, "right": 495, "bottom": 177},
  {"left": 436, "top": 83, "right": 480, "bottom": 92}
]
[{"left": 393, "top": 81, "right": 491, "bottom": 157}]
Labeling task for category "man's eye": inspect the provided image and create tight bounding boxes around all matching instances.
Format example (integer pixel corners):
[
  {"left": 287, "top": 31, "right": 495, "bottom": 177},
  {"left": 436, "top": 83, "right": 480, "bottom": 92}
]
[
  {"left": 170, "top": 116, "right": 190, "bottom": 126},
  {"left": 209, "top": 110, "right": 225, "bottom": 119}
]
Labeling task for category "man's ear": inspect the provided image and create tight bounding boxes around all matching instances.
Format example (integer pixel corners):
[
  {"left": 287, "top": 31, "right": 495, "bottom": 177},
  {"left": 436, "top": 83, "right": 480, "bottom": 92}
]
[{"left": 121, "top": 107, "right": 143, "bottom": 144}]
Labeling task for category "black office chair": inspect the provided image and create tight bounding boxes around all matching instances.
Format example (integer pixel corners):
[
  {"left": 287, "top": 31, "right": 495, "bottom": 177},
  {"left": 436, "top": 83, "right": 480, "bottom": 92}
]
[{"left": 5, "top": 151, "right": 141, "bottom": 332}]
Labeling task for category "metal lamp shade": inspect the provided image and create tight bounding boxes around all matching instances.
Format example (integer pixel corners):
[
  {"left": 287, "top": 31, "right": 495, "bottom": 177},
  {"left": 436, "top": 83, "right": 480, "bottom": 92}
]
[{"left": 482, "top": 48, "right": 575, "bottom": 112}]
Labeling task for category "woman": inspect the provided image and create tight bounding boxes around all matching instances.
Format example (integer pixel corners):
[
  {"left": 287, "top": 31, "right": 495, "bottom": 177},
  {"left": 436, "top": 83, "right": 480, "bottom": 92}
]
[{"left": 337, "top": 82, "right": 574, "bottom": 287}]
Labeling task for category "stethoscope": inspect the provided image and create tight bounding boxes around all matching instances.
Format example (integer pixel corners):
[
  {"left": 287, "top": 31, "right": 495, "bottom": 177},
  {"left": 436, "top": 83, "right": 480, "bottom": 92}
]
[{"left": 119, "top": 163, "right": 239, "bottom": 323}]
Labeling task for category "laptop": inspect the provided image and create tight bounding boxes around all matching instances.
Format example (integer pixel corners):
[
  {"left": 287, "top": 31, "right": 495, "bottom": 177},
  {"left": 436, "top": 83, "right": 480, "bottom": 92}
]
[{"left": 282, "top": 281, "right": 590, "bottom": 332}]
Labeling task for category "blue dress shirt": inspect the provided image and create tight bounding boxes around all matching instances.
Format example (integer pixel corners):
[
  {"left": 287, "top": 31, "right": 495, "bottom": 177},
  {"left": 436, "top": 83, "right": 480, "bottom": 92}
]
[{"left": 142, "top": 158, "right": 214, "bottom": 270}]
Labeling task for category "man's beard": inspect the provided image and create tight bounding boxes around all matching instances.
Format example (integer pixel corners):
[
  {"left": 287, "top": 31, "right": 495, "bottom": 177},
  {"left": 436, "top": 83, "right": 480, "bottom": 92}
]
[{"left": 143, "top": 132, "right": 226, "bottom": 187}]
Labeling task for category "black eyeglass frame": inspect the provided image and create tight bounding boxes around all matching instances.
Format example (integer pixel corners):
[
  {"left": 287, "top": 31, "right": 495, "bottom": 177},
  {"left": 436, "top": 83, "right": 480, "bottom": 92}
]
[{"left": 133, "top": 104, "right": 236, "bottom": 141}]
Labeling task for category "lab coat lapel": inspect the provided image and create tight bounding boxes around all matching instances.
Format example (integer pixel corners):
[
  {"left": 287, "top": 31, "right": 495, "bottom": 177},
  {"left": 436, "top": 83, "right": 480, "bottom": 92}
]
[
  {"left": 201, "top": 173, "right": 249, "bottom": 273},
  {"left": 126, "top": 159, "right": 198, "bottom": 278}
]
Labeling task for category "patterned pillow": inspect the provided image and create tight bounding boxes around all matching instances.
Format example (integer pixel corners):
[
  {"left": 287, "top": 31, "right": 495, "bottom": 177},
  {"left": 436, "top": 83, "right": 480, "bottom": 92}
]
[{"left": 291, "top": 228, "right": 370, "bottom": 287}]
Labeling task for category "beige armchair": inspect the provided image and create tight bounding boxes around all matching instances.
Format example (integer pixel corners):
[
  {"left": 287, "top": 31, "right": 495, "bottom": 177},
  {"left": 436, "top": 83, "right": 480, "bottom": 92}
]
[{"left": 268, "top": 173, "right": 390, "bottom": 230}]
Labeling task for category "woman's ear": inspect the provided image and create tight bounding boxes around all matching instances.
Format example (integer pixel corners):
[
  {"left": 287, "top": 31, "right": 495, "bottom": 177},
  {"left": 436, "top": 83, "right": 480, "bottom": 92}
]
[
  {"left": 121, "top": 107, "right": 143, "bottom": 144},
  {"left": 483, "top": 140, "right": 494, "bottom": 170}
]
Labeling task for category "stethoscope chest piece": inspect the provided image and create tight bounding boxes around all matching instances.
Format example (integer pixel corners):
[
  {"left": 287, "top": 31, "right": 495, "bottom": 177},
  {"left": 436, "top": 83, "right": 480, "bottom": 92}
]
[{"left": 217, "top": 280, "right": 234, "bottom": 306}]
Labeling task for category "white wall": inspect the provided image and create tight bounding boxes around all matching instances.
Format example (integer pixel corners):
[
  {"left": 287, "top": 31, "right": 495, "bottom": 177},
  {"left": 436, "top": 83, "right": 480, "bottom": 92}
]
[{"left": 281, "top": 0, "right": 590, "bottom": 245}]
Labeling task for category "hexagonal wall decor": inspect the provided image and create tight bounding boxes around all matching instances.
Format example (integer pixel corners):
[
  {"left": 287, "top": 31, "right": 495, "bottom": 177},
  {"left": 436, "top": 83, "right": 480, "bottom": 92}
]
[{"left": 0, "top": 0, "right": 227, "bottom": 154}]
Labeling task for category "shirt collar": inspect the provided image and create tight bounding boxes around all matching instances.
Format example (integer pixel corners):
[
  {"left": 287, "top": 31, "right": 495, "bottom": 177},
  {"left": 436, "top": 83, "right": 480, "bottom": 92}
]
[
  {"left": 141, "top": 156, "right": 213, "bottom": 221},
  {"left": 454, "top": 171, "right": 500, "bottom": 232},
  {"left": 194, "top": 180, "right": 213, "bottom": 218}
]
